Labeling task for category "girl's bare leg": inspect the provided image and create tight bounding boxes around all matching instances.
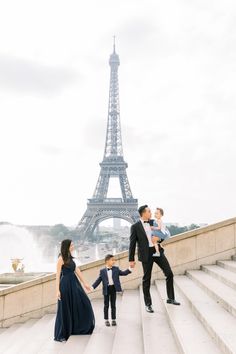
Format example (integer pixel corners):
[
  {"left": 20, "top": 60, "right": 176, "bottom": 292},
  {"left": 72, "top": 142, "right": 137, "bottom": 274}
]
[{"left": 153, "top": 243, "right": 160, "bottom": 257}]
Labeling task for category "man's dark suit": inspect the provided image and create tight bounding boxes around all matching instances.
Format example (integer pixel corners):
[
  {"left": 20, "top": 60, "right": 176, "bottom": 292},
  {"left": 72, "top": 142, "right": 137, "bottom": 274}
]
[{"left": 129, "top": 220, "right": 175, "bottom": 306}]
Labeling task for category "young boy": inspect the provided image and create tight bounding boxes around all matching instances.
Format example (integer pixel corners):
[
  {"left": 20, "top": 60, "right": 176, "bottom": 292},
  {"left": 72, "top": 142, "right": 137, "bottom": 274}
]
[
  {"left": 91, "top": 254, "right": 132, "bottom": 326},
  {"left": 150, "top": 207, "right": 171, "bottom": 257}
]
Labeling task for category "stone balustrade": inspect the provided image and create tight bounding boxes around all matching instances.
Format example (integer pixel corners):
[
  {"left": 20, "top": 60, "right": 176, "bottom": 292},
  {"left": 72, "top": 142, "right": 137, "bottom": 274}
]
[{"left": 0, "top": 216, "right": 235, "bottom": 327}]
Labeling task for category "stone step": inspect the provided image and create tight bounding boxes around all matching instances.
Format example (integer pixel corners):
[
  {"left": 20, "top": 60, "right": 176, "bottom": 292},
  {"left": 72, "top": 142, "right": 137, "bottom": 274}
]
[
  {"left": 0, "top": 322, "right": 29, "bottom": 353},
  {"left": 37, "top": 339, "right": 66, "bottom": 354},
  {"left": 82, "top": 297, "right": 121, "bottom": 354},
  {"left": 187, "top": 270, "right": 236, "bottom": 317},
  {"left": 58, "top": 335, "right": 90, "bottom": 354},
  {"left": 111, "top": 290, "right": 144, "bottom": 354},
  {"left": 218, "top": 260, "right": 236, "bottom": 274},
  {"left": 4, "top": 319, "right": 39, "bottom": 354},
  {"left": 140, "top": 284, "right": 179, "bottom": 354},
  {"left": 0, "top": 328, "right": 7, "bottom": 336},
  {"left": 175, "top": 275, "right": 236, "bottom": 354},
  {"left": 38, "top": 295, "right": 121, "bottom": 354},
  {"left": 48, "top": 311, "right": 94, "bottom": 354},
  {"left": 156, "top": 279, "right": 221, "bottom": 354},
  {"left": 38, "top": 299, "right": 106, "bottom": 354},
  {"left": 202, "top": 265, "right": 236, "bottom": 290},
  {"left": 39, "top": 297, "right": 110, "bottom": 354},
  {"left": 12, "top": 314, "right": 55, "bottom": 354}
]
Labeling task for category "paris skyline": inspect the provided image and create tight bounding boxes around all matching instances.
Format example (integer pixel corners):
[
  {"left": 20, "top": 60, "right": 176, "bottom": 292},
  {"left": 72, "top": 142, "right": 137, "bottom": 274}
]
[{"left": 0, "top": 0, "right": 236, "bottom": 226}]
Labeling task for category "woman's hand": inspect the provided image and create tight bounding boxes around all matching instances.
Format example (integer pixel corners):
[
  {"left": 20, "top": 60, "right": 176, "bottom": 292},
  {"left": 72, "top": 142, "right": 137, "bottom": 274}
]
[
  {"left": 56, "top": 257, "right": 63, "bottom": 302},
  {"left": 56, "top": 290, "right": 61, "bottom": 301},
  {"left": 84, "top": 283, "right": 92, "bottom": 292},
  {"left": 76, "top": 267, "right": 91, "bottom": 292}
]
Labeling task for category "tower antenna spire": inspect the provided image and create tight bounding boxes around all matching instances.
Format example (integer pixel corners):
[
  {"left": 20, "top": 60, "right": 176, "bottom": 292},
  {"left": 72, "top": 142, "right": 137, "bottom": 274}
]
[{"left": 113, "top": 35, "right": 116, "bottom": 53}]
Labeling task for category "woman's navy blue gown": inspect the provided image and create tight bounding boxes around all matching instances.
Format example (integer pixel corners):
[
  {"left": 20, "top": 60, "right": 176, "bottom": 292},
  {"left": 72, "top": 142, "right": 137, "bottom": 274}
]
[{"left": 54, "top": 257, "right": 95, "bottom": 341}]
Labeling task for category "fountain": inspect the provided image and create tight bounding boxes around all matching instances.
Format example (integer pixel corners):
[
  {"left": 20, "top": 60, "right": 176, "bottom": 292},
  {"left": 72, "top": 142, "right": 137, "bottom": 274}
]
[{"left": 0, "top": 224, "right": 52, "bottom": 290}]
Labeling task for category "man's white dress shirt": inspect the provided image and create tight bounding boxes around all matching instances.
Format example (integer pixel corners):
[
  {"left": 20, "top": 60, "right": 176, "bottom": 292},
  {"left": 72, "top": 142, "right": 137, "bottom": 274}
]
[{"left": 140, "top": 219, "right": 154, "bottom": 247}]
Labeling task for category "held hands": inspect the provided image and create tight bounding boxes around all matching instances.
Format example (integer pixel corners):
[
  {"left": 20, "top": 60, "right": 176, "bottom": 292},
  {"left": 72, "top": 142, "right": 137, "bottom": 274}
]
[
  {"left": 129, "top": 261, "right": 136, "bottom": 268},
  {"left": 84, "top": 283, "right": 92, "bottom": 293}
]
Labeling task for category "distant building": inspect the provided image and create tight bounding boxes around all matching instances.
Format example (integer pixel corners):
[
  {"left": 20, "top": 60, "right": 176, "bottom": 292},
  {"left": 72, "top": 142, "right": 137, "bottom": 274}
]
[{"left": 113, "top": 218, "right": 121, "bottom": 230}]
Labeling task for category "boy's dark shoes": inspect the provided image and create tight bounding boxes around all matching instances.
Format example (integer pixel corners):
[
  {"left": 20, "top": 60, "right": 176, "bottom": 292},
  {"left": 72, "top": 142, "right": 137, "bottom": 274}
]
[
  {"left": 105, "top": 320, "right": 110, "bottom": 326},
  {"left": 111, "top": 320, "right": 117, "bottom": 326},
  {"left": 145, "top": 305, "right": 154, "bottom": 313}
]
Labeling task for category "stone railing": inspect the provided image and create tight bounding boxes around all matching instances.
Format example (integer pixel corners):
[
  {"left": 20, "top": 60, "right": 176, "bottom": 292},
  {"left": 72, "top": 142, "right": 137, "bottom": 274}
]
[{"left": 0, "top": 216, "right": 236, "bottom": 327}]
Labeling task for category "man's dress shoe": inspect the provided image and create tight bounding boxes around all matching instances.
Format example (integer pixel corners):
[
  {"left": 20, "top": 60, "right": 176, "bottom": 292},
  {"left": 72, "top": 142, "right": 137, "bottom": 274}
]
[{"left": 167, "top": 299, "right": 181, "bottom": 305}]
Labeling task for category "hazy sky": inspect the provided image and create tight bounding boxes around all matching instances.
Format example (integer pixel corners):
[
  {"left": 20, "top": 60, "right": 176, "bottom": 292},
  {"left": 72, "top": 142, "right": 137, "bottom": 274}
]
[{"left": 0, "top": 0, "right": 235, "bottom": 226}]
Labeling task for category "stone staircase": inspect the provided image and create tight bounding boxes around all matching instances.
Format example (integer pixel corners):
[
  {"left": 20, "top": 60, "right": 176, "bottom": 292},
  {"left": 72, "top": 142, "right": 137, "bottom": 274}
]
[{"left": 0, "top": 255, "right": 236, "bottom": 354}]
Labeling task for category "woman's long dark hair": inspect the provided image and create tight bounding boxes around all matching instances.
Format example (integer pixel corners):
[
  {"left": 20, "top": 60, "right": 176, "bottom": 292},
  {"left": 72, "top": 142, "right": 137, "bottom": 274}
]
[{"left": 59, "top": 239, "right": 73, "bottom": 265}]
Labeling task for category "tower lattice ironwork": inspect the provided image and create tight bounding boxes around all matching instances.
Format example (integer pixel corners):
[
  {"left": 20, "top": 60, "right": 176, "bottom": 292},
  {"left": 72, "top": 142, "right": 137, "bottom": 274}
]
[{"left": 77, "top": 40, "right": 139, "bottom": 240}]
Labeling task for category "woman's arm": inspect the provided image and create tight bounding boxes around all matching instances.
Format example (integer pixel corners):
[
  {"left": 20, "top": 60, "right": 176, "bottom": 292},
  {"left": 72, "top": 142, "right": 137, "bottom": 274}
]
[
  {"left": 56, "top": 256, "right": 63, "bottom": 300},
  {"left": 75, "top": 267, "right": 91, "bottom": 292}
]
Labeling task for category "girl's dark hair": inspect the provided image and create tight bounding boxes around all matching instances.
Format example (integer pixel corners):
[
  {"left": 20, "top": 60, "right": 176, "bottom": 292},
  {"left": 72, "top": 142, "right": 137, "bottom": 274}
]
[{"left": 59, "top": 239, "right": 73, "bottom": 264}]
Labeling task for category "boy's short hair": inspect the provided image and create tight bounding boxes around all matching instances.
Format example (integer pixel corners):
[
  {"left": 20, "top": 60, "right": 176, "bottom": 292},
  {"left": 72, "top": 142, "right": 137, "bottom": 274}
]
[
  {"left": 156, "top": 207, "right": 164, "bottom": 216},
  {"left": 138, "top": 205, "right": 148, "bottom": 216},
  {"left": 105, "top": 254, "right": 114, "bottom": 263}
]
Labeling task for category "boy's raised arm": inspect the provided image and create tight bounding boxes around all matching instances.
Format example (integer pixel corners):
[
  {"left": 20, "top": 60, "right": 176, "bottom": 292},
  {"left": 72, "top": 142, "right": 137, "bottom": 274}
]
[{"left": 118, "top": 267, "right": 132, "bottom": 276}]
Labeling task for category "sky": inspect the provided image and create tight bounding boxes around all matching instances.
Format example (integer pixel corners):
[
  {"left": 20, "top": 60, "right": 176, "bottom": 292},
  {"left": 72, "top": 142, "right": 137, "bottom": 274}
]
[{"left": 0, "top": 0, "right": 235, "bottom": 227}]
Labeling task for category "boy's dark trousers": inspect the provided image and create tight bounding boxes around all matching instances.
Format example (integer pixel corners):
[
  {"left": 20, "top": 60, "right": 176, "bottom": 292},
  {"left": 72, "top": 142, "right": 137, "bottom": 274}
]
[{"left": 104, "top": 285, "right": 116, "bottom": 320}]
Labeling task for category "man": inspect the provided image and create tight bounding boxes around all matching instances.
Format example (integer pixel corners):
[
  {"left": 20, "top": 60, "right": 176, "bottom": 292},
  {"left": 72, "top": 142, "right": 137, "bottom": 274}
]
[{"left": 129, "top": 205, "right": 180, "bottom": 312}]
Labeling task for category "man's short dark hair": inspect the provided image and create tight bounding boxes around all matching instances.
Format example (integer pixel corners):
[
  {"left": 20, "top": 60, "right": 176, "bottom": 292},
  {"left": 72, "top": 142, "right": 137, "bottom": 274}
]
[
  {"left": 156, "top": 207, "right": 164, "bottom": 216},
  {"left": 105, "top": 254, "right": 114, "bottom": 262},
  {"left": 138, "top": 205, "right": 148, "bottom": 216}
]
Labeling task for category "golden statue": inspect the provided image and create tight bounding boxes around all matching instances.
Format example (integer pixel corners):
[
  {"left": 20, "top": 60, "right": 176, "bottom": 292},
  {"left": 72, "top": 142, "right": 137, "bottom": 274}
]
[{"left": 11, "top": 258, "right": 25, "bottom": 272}]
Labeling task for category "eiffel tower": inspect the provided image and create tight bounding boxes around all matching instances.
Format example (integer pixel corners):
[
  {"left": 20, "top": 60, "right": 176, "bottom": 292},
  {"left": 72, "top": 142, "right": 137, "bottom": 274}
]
[{"left": 77, "top": 39, "right": 139, "bottom": 240}]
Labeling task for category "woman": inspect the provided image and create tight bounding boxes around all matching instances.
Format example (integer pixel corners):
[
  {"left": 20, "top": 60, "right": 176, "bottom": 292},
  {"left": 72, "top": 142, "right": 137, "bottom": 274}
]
[{"left": 54, "top": 239, "right": 95, "bottom": 342}]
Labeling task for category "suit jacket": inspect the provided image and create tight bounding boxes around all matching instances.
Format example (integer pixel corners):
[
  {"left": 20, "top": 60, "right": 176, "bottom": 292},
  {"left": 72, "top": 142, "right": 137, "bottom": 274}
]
[
  {"left": 92, "top": 266, "right": 131, "bottom": 296},
  {"left": 129, "top": 220, "right": 164, "bottom": 263}
]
